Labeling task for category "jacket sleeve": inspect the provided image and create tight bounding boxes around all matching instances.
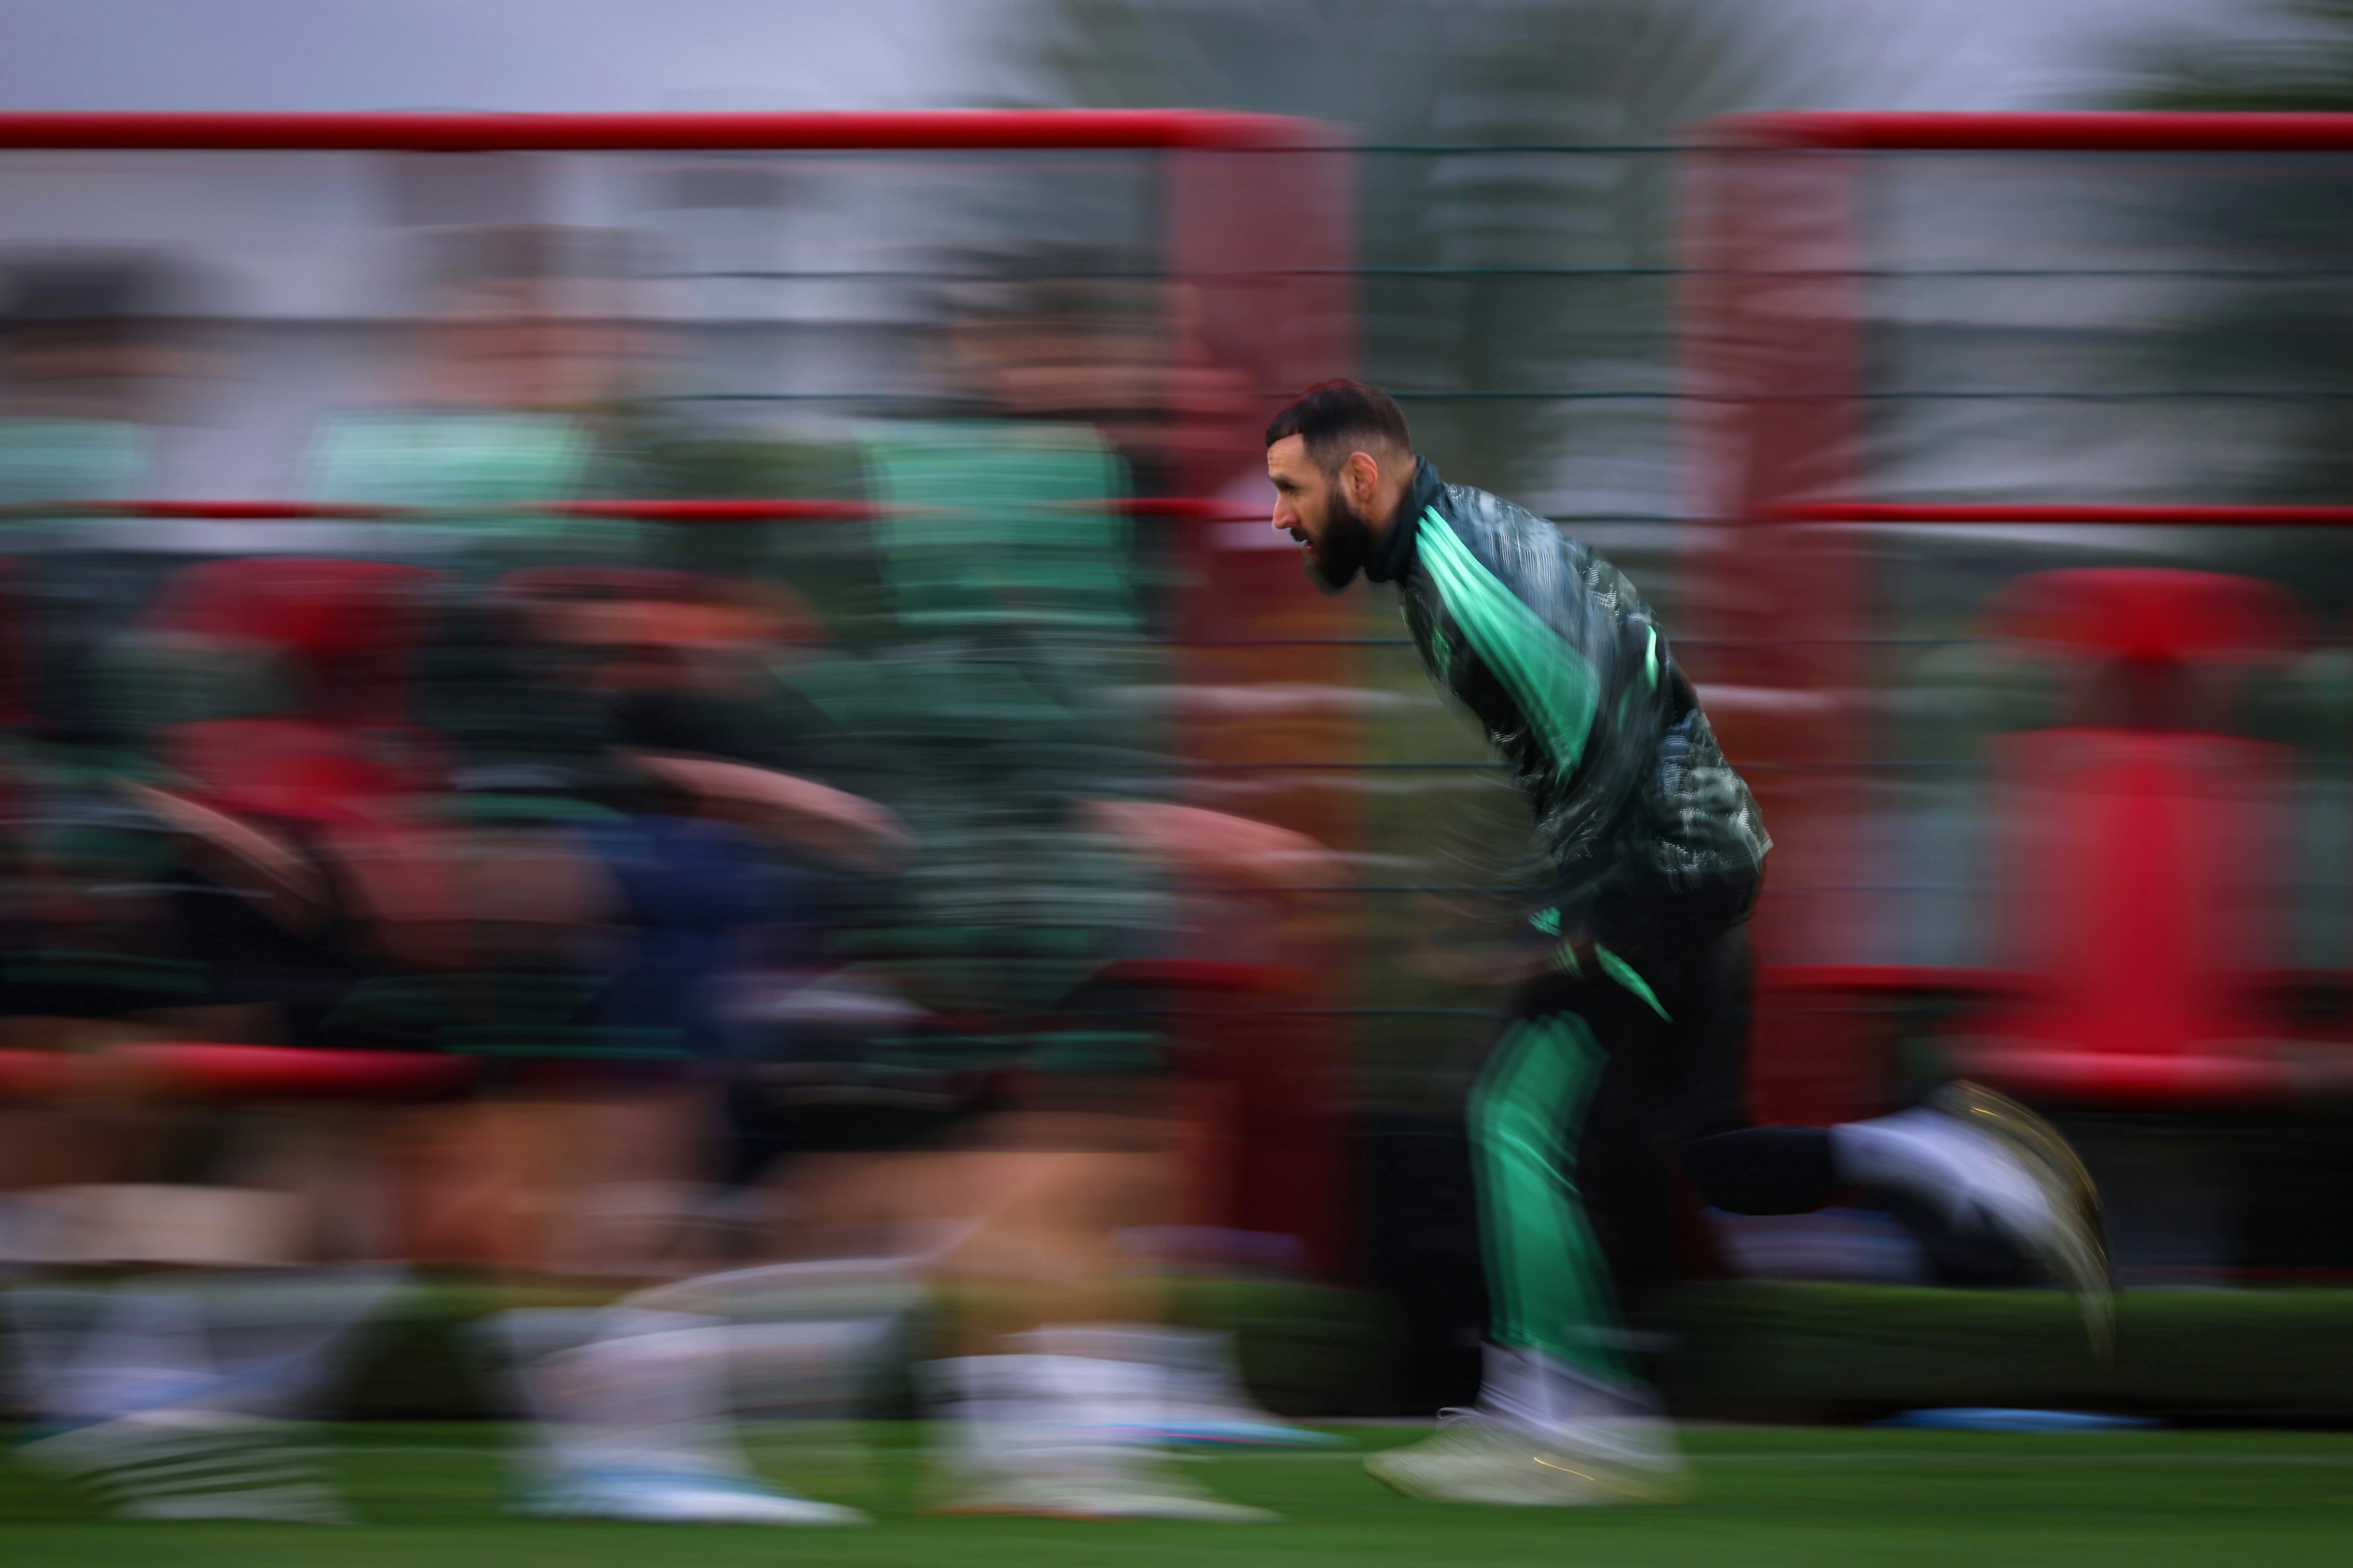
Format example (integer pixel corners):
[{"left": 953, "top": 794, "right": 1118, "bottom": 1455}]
[
  {"left": 1414, "top": 496, "right": 1618, "bottom": 781},
  {"left": 1420, "top": 493, "right": 1670, "bottom": 879}
]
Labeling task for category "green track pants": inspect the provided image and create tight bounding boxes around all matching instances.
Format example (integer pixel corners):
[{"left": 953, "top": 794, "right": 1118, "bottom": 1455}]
[{"left": 1466, "top": 1011, "right": 1635, "bottom": 1383}]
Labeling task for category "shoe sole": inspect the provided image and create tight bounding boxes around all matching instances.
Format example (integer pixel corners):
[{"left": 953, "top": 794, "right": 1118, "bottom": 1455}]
[{"left": 1931, "top": 1080, "right": 2116, "bottom": 1357}]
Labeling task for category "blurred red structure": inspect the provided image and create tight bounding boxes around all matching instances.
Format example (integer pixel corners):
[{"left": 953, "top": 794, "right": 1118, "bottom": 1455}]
[
  {"left": 1966, "top": 569, "right": 2318, "bottom": 1103},
  {"left": 146, "top": 558, "right": 446, "bottom": 823},
  {"left": 1682, "top": 113, "right": 2353, "bottom": 1120}
]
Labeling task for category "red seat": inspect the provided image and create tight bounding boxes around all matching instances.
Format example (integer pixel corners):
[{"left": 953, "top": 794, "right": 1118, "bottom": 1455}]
[
  {"left": 161, "top": 716, "right": 442, "bottom": 825},
  {"left": 144, "top": 558, "right": 446, "bottom": 822},
  {"left": 1949, "top": 568, "right": 2335, "bottom": 1104},
  {"left": 1996, "top": 566, "right": 2289, "bottom": 665},
  {"left": 150, "top": 557, "right": 440, "bottom": 725}
]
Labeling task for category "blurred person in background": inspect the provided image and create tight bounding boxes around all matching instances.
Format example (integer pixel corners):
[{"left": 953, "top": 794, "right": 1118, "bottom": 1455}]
[
  {"left": 0, "top": 251, "right": 219, "bottom": 1031},
  {"left": 310, "top": 218, "right": 921, "bottom": 1524},
  {"left": 306, "top": 222, "right": 658, "bottom": 568},
  {"left": 1261, "top": 380, "right": 2110, "bottom": 1506},
  {"left": 0, "top": 251, "right": 416, "bottom": 1523},
  {"left": 0, "top": 250, "right": 175, "bottom": 484},
  {"left": 271, "top": 219, "right": 685, "bottom": 1277},
  {"left": 0, "top": 218, "right": 915, "bottom": 1525},
  {"left": 0, "top": 258, "right": 418, "bottom": 1527},
  {"left": 946, "top": 257, "right": 1259, "bottom": 501},
  {"left": 0, "top": 251, "right": 288, "bottom": 1241},
  {"left": 720, "top": 258, "right": 1335, "bottom": 1523}
]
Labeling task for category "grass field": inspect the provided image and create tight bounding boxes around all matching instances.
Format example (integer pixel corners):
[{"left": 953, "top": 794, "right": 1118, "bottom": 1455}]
[{"left": 4, "top": 1423, "right": 2350, "bottom": 1566}]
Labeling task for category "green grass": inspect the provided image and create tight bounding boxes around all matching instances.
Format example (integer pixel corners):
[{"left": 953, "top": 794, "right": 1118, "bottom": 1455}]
[{"left": 4, "top": 1423, "right": 2351, "bottom": 1566}]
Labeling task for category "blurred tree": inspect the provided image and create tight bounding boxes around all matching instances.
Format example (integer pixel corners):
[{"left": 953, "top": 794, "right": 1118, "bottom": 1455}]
[
  {"left": 2112, "top": 0, "right": 2353, "bottom": 502},
  {"left": 1002, "top": 0, "right": 1816, "bottom": 508},
  {"left": 2118, "top": 0, "right": 2353, "bottom": 112}
]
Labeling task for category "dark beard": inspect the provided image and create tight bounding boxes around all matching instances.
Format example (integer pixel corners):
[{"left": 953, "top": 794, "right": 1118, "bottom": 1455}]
[{"left": 1304, "top": 490, "right": 1375, "bottom": 593}]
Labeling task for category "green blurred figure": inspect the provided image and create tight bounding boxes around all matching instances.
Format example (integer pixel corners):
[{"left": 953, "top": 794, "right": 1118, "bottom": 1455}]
[
  {"left": 0, "top": 252, "right": 222, "bottom": 1017},
  {"left": 305, "top": 224, "right": 657, "bottom": 577}
]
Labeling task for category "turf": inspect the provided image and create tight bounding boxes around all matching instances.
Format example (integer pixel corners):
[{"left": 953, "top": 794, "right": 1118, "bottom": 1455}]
[{"left": 3, "top": 1422, "right": 2349, "bottom": 1567}]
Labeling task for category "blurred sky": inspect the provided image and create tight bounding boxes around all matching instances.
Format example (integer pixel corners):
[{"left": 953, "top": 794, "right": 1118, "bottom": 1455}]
[{"left": 0, "top": 0, "right": 2246, "bottom": 117}]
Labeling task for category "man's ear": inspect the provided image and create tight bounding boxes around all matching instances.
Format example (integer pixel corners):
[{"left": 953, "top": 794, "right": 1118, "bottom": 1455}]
[{"left": 1344, "top": 449, "right": 1381, "bottom": 508}]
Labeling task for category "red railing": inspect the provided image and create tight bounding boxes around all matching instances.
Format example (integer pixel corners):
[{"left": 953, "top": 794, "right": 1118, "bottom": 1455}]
[
  {"left": 1773, "top": 503, "right": 2353, "bottom": 528},
  {"left": 0, "top": 110, "right": 1320, "bottom": 152},
  {"left": 1718, "top": 111, "right": 2353, "bottom": 152}
]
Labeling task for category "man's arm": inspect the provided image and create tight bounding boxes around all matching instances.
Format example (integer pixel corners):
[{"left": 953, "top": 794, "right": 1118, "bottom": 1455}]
[
  {"left": 1417, "top": 495, "right": 1679, "bottom": 885},
  {"left": 1413, "top": 501, "right": 1614, "bottom": 781}
]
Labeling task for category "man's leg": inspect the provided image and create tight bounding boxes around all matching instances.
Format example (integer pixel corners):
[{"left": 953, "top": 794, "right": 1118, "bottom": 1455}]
[
  {"left": 1467, "top": 1010, "right": 1634, "bottom": 1389},
  {"left": 1367, "top": 963, "right": 1687, "bottom": 1507},
  {"left": 1667, "top": 920, "right": 2109, "bottom": 1348},
  {"left": 1475, "top": 888, "right": 1767, "bottom": 1399}
]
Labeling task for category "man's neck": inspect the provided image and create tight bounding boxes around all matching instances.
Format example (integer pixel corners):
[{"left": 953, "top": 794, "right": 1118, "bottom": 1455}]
[
  {"left": 1363, "top": 454, "right": 1433, "bottom": 586},
  {"left": 1369, "top": 463, "right": 1421, "bottom": 546}
]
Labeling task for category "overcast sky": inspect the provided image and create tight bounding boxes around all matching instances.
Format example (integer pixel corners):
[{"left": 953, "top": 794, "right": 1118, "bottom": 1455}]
[{"left": 0, "top": 0, "right": 2244, "bottom": 117}]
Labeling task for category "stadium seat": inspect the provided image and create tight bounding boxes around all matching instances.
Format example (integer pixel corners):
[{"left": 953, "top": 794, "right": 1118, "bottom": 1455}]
[
  {"left": 1763, "top": 568, "right": 2353, "bottom": 1107},
  {"left": 1953, "top": 569, "right": 2338, "bottom": 1103},
  {"left": 142, "top": 557, "right": 447, "bottom": 823}
]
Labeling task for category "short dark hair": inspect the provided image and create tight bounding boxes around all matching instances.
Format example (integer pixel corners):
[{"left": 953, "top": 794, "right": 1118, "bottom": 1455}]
[{"left": 1264, "top": 380, "right": 1413, "bottom": 474}]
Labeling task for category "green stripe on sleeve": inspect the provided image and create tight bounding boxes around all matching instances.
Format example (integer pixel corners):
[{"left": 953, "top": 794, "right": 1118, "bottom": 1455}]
[{"left": 1416, "top": 507, "right": 1600, "bottom": 780}]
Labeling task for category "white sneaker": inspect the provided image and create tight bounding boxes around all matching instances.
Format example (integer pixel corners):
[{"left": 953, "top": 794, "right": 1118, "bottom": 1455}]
[
  {"left": 1923, "top": 1082, "right": 2114, "bottom": 1355},
  {"left": 519, "top": 1466, "right": 868, "bottom": 1525},
  {"left": 1362, "top": 1409, "right": 1687, "bottom": 1507},
  {"left": 1159, "top": 1330, "right": 1339, "bottom": 1449},
  {"left": 925, "top": 1350, "right": 1280, "bottom": 1522},
  {"left": 1021, "top": 1326, "right": 1337, "bottom": 1449}
]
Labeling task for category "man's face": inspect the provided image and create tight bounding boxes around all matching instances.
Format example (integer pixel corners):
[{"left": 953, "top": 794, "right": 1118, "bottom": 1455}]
[{"left": 1267, "top": 434, "right": 1374, "bottom": 591}]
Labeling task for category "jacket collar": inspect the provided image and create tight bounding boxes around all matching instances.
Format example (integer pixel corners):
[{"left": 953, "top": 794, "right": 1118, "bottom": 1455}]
[{"left": 1367, "top": 455, "right": 1441, "bottom": 585}]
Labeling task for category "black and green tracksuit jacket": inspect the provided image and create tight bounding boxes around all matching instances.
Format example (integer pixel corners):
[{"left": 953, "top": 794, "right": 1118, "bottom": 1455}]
[{"left": 1367, "top": 457, "right": 1770, "bottom": 938}]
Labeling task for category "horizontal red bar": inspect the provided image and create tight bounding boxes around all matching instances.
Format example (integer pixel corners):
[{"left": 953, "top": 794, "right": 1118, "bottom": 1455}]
[
  {"left": 30, "top": 498, "right": 1251, "bottom": 524},
  {"left": 79, "top": 500, "right": 406, "bottom": 520},
  {"left": 44, "top": 499, "right": 881, "bottom": 522},
  {"left": 1772, "top": 502, "right": 2353, "bottom": 528},
  {"left": 0, "top": 1043, "right": 477, "bottom": 1102},
  {"left": 0, "top": 111, "right": 1315, "bottom": 153},
  {"left": 111, "top": 1042, "right": 478, "bottom": 1102},
  {"left": 1715, "top": 111, "right": 2353, "bottom": 153},
  {"left": 1106, "top": 497, "right": 1262, "bottom": 519}
]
